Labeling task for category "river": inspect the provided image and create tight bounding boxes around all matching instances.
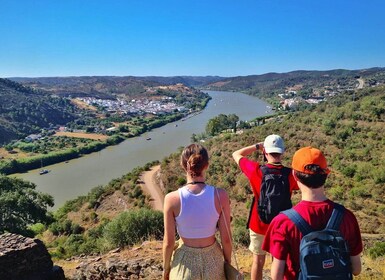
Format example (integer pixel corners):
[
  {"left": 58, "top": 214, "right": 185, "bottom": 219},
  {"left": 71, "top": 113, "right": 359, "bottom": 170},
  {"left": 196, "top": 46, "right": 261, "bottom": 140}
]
[{"left": 14, "top": 91, "right": 272, "bottom": 209}]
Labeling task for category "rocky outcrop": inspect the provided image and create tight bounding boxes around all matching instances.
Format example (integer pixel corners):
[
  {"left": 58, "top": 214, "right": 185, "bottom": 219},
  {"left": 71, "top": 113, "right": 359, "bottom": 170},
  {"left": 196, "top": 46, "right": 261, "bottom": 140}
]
[
  {"left": 0, "top": 233, "right": 65, "bottom": 280},
  {"left": 74, "top": 255, "right": 162, "bottom": 279},
  {"left": 66, "top": 242, "right": 163, "bottom": 279}
]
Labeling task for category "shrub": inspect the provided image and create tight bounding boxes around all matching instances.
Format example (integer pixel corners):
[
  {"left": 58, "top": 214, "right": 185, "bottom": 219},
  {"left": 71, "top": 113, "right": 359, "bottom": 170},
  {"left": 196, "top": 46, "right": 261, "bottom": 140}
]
[
  {"left": 232, "top": 218, "right": 249, "bottom": 247},
  {"left": 368, "top": 242, "right": 385, "bottom": 259},
  {"left": 63, "top": 234, "right": 85, "bottom": 256},
  {"left": 87, "top": 185, "right": 105, "bottom": 209},
  {"left": 349, "top": 185, "right": 371, "bottom": 198},
  {"left": 49, "top": 219, "right": 84, "bottom": 236},
  {"left": 341, "top": 165, "right": 356, "bottom": 178},
  {"left": 103, "top": 208, "right": 163, "bottom": 248},
  {"left": 328, "top": 185, "right": 345, "bottom": 200},
  {"left": 176, "top": 177, "right": 186, "bottom": 186},
  {"left": 28, "top": 223, "right": 46, "bottom": 235}
]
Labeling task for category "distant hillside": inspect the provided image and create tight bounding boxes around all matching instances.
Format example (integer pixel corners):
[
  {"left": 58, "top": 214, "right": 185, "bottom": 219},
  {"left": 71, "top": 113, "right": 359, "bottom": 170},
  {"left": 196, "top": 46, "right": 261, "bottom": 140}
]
[
  {"left": 0, "top": 78, "right": 78, "bottom": 144},
  {"left": 11, "top": 69, "right": 385, "bottom": 102},
  {"left": 10, "top": 76, "right": 160, "bottom": 98},
  {"left": 136, "top": 76, "right": 225, "bottom": 87},
  {"left": 10, "top": 76, "right": 225, "bottom": 98},
  {"left": 204, "top": 67, "right": 385, "bottom": 98}
]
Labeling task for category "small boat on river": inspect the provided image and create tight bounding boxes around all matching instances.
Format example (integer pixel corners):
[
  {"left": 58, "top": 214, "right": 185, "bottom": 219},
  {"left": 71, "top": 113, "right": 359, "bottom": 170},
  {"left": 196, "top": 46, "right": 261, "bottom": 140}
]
[{"left": 39, "top": 169, "right": 49, "bottom": 175}]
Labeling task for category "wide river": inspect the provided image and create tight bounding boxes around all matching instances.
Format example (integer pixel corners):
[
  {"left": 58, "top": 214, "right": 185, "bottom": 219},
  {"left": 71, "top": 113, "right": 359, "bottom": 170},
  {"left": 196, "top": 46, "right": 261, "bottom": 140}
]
[{"left": 15, "top": 91, "right": 272, "bottom": 209}]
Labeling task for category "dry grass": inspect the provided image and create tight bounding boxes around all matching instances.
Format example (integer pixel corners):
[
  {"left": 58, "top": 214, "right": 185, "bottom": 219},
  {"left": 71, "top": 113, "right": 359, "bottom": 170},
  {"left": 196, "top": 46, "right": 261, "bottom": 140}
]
[
  {"left": 0, "top": 147, "right": 30, "bottom": 159},
  {"left": 54, "top": 131, "right": 109, "bottom": 141},
  {"left": 356, "top": 255, "right": 385, "bottom": 280},
  {"left": 65, "top": 189, "right": 133, "bottom": 231},
  {"left": 70, "top": 98, "right": 97, "bottom": 111},
  {"left": 235, "top": 248, "right": 384, "bottom": 280}
]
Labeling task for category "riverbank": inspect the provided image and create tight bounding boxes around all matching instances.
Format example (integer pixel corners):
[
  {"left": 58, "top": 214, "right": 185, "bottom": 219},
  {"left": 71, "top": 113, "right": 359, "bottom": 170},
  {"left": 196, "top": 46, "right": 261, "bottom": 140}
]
[
  {"left": 15, "top": 90, "right": 273, "bottom": 210},
  {"left": 1, "top": 107, "right": 209, "bottom": 176}
]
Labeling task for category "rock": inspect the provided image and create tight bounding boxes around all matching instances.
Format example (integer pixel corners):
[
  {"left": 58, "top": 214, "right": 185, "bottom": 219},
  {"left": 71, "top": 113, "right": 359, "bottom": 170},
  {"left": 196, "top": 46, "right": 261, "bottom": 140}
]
[
  {"left": 0, "top": 233, "right": 65, "bottom": 279},
  {"left": 73, "top": 255, "right": 162, "bottom": 279}
]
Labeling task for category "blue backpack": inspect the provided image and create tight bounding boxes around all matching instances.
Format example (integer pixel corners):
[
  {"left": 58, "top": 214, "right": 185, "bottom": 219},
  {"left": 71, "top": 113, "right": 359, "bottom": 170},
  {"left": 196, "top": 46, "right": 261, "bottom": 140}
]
[{"left": 283, "top": 203, "right": 352, "bottom": 280}]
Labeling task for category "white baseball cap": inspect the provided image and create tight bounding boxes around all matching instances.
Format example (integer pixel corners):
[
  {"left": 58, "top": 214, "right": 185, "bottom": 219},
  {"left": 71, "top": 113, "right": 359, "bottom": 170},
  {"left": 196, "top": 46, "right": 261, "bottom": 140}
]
[{"left": 264, "top": 134, "right": 285, "bottom": 154}]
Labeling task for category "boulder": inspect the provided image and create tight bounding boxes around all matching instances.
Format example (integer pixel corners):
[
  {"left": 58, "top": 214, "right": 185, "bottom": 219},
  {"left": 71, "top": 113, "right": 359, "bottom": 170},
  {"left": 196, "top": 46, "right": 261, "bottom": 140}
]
[{"left": 0, "top": 233, "right": 65, "bottom": 280}]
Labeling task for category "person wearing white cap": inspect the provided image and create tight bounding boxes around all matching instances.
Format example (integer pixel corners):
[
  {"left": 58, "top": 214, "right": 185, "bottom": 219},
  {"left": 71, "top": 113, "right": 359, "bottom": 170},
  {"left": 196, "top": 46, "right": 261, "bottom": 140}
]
[{"left": 232, "top": 134, "right": 299, "bottom": 280}]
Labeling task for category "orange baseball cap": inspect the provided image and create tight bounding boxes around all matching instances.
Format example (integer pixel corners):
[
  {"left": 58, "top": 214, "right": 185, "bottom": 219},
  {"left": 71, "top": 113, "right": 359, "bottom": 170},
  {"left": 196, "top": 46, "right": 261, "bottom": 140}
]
[{"left": 292, "top": 146, "right": 330, "bottom": 174}]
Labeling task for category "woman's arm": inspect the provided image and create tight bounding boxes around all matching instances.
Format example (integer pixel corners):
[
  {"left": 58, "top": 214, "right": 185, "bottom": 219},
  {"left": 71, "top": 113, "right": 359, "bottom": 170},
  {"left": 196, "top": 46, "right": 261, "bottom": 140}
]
[
  {"left": 162, "top": 193, "right": 177, "bottom": 280},
  {"left": 216, "top": 188, "right": 232, "bottom": 263}
]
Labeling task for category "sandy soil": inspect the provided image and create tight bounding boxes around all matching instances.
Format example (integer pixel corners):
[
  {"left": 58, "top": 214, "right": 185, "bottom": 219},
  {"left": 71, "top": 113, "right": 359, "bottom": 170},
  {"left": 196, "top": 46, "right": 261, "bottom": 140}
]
[{"left": 139, "top": 165, "right": 164, "bottom": 211}]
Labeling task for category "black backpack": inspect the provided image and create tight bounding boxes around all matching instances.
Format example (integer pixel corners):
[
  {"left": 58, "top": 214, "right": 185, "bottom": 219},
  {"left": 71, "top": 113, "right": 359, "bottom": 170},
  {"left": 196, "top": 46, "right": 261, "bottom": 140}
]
[
  {"left": 257, "top": 166, "right": 292, "bottom": 224},
  {"left": 283, "top": 203, "right": 352, "bottom": 280}
]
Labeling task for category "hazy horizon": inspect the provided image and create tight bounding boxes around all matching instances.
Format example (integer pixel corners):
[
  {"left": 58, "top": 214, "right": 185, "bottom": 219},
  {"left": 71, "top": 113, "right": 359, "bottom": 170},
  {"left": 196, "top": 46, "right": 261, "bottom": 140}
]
[{"left": 6, "top": 66, "right": 385, "bottom": 79}]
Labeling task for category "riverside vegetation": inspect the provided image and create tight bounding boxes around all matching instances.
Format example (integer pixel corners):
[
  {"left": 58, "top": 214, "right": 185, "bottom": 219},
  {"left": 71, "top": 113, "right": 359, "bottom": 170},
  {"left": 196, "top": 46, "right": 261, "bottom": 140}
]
[
  {"left": 0, "top": 71, "right": 384, "bottom": 278},
  {"left": 0, "top": 78, "right": 210, "bottom": 174}
]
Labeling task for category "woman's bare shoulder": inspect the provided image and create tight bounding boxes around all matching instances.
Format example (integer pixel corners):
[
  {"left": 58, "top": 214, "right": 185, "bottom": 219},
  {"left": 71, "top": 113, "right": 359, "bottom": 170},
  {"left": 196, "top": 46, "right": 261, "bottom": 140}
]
[
  {"left": 164, "top": 189, "right": 181, "bottom": 204},
  {"left": 213, "top": 187, "right": 229, "bottom": 198}
]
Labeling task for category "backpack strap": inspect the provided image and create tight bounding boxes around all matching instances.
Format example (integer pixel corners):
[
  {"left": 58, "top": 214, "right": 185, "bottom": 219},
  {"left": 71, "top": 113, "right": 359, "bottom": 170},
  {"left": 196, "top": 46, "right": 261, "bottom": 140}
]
[
  {"left": 260, "top": 165, "right": 269, "bottom": 175},
  {"left": 261, "top": 165, "right": 291, "bottom": 176},
  {"left": 326, "top": 203, "right": 345, "bottom": 230},
  {"left": 281, "top": 166, "right": 291, "bottom": 177},
  {"left": 282, "top": 208, "right": 313, "bottom": 236}
]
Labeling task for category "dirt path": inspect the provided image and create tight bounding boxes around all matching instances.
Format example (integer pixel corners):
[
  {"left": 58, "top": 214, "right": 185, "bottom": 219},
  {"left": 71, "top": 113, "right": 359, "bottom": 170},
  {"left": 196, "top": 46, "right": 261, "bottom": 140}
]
[
  {"left": 357, "top": 78, "right": 365, "bottom": 89},
  {"left": 139, "top": 165, "right": 164, "bottom": 211}
]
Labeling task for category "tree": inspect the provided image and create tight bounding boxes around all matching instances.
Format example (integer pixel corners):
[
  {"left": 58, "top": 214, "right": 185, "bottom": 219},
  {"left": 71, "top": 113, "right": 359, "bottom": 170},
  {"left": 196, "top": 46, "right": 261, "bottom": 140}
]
[
  {"left": 205, "top": 114, "right": 240, "bottom": 136},
  {"left": 205, "top": 117, "right": 221, "bottom": 136},
  {"left": 227, "top": 114, "right": 239, "bottom": 132},
  {"left": 0, "top": 176, "right": 54, "bottom": 236}
]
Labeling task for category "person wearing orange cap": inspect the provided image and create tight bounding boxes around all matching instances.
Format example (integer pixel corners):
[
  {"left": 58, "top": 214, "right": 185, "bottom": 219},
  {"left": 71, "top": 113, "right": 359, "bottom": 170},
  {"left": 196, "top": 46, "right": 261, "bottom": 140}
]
[
  {"left": 232, "top": 134, "right": 298, "bottom": 280},
  {"left": 262, "top": 147, "right": 363, "bottom": 280}
]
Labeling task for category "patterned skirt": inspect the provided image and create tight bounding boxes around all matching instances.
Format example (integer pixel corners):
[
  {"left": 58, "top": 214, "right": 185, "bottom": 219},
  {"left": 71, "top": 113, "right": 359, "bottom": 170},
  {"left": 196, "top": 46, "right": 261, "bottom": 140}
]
[{"left": 170, "top": 241, "right": 226, "bottom": 280}]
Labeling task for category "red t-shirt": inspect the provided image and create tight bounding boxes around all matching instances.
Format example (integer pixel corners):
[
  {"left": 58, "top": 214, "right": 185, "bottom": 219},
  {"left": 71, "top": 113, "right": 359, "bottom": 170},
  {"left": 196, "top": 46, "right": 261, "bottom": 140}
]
[
  {"left": 239, "top": 157, "right": 299, "bottom": 235},
  {"left": 262, "top": 200, "right": 363, "bottom": 280}
]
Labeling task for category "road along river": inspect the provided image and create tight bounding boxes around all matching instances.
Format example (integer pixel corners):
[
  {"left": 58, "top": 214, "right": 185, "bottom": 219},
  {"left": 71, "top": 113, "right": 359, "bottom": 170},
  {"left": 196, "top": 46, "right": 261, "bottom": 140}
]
[{"left": 14, "top": 90, "right": 272, "bottom": 209}]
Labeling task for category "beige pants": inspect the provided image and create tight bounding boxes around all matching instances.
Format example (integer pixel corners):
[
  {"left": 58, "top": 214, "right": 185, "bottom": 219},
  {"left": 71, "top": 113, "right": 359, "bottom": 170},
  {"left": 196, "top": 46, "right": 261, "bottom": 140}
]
[
  {"left": 249, "top": 229, "right": 267, "bottom": 255},
  {"left": 170, "top": 241, "right": 226, "bottom": 280}
]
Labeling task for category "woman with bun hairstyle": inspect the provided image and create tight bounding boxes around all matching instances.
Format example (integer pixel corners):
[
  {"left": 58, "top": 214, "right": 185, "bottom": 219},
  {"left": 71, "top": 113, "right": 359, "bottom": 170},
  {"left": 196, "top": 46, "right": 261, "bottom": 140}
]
[{"left": 163, "top": 143, "right": 232, "bottom": 280}]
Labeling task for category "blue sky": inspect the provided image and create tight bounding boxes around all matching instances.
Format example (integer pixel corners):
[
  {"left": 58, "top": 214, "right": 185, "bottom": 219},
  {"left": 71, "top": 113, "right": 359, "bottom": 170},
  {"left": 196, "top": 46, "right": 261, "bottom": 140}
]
[{"left": 1, "top": 0, "right": 385, "bottom": 77}]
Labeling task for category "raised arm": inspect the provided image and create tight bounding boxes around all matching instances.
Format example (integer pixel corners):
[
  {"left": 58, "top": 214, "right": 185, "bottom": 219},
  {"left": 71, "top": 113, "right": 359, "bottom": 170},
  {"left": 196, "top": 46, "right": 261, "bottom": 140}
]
[{"left": 232, "top": 142, "right": 263, "bottom": 165}]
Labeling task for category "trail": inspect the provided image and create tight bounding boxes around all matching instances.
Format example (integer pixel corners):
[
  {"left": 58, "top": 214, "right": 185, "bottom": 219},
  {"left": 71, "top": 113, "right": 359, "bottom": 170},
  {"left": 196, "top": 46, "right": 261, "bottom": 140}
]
[
  {"left": 357, "top": 78, "right": 364, "bottom": 89},
  {"left": 139, "top": 165, "right": 164, "bottom": 211}
]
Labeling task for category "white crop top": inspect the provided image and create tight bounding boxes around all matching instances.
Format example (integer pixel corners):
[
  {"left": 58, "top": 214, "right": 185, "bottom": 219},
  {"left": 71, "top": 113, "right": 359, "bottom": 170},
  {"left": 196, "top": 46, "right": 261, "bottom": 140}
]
[{"left": 175, "top": 185, "right": 220, "bottom": 239}]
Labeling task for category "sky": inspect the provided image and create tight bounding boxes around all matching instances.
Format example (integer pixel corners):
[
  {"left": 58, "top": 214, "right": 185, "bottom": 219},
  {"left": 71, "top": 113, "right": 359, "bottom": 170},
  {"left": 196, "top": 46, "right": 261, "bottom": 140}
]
[{"left": 1, "top": 0, "right": 385, "bottom": 77}]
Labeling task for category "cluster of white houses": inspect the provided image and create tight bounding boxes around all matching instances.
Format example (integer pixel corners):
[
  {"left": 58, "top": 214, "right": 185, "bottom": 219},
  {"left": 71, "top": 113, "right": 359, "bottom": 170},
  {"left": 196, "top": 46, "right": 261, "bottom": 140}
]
[{"left": 77, "top": 96, "right": 187, "bottom": 115}]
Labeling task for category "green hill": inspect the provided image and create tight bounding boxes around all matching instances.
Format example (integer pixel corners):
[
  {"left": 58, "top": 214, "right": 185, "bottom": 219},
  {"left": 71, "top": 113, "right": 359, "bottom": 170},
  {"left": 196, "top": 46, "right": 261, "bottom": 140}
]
[
  {"left": 160, "top": 85, "right": 385, "bottom": 234},
  {"left": 204, "top": 67, "right": 385, "bottom": 100},
  {"left": 10, "top": 76, "right": 225, "bottom": 98},
  {"left": 0, "top": 78, "right": 78, "bottom": 144}
]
